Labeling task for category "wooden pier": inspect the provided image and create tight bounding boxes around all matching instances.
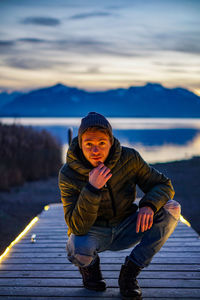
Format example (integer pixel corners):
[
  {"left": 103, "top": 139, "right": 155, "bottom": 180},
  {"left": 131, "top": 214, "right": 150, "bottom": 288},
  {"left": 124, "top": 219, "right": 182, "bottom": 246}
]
[{"left": 0, "top": 203, "right": 200, "bottom": 299}]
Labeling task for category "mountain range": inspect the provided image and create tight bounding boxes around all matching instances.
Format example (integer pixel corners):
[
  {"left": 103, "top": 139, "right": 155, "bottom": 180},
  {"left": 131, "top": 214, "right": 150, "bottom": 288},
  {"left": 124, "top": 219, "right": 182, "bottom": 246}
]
[{"left": 0, "top": 83, "right": 199, "bottom": 117}]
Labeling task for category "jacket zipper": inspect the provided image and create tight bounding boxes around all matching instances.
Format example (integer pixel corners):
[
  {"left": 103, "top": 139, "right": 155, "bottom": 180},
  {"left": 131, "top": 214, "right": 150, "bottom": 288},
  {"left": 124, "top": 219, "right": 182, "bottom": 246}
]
[{"left": 107, "top": 183, "right": 116, "bottom": 217}]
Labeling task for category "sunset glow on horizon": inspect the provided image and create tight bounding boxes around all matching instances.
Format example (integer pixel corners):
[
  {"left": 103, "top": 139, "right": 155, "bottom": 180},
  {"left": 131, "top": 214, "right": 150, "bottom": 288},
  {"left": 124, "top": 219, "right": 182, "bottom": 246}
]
[{"left": 0, "top": 0, "right": 199, "bottom": 94}]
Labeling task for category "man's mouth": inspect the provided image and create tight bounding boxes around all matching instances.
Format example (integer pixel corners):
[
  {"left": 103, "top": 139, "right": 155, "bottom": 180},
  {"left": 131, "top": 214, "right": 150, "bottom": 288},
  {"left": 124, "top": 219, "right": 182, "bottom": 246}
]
[{"left": 91, "top": 157, "right": 102, "bottom": 161}]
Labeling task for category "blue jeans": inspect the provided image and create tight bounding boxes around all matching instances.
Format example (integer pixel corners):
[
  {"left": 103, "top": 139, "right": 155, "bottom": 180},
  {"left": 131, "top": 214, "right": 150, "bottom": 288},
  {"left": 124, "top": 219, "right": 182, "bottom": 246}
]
[{"left": 66, "top": 200, "right": 179, "bottom": 269}]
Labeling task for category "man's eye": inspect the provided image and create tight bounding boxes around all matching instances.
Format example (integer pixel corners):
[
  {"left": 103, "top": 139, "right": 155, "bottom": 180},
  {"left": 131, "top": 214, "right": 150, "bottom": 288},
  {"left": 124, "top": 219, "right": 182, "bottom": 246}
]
[
  {"left": 86, "top": 143, "right": 92, "bottom": 147},
  {"left": 100, "top": 142, "right": 105, "bottom": 146}
]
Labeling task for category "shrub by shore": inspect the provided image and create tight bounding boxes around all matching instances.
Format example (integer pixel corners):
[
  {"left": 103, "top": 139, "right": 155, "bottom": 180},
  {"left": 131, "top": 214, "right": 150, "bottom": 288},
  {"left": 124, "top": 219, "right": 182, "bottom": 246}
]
[{"left": 0, "top": 123, "right": 62, "bottom": 191}]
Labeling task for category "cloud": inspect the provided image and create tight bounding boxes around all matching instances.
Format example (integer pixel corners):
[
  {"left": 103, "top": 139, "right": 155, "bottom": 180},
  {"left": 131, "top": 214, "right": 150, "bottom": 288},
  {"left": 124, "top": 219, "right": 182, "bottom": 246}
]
[
  {"left": 86, "top": 67, "right": 101, "bottom": 74},
  {"left": 152, "top": 31, "right": 200, "bottom": 55},
  {"left": 0, "top": 36, "right": 146, "bottom": 61},
  {"left": 21, "top": 17, "right": 60, "bottom": 26},
  {"left": 53, "top": 38, "right": 141, "bottom": 58},
  {"left": 105, "top": 5, "right": 123, "bottom": 10},
  {"left": 3, "top": 55, "right": 73, "bottom": 71},
  {"left": 69, "top": 11, "right": 112, "bottom": 20},
  {"left": 0, "top": 40, "right": 16, "bottom": 53},
  {"left": 18, "top": 38, "right": 45, "bottom": 43},
  {"left": 4, "top": 57, "right": 51, "bottom": 70},
  {"left": 0, "top": 40, "right": 15, "bottom": 47},
  {"left": 173, "top": 43, "right": 200, "bottom": 55}
]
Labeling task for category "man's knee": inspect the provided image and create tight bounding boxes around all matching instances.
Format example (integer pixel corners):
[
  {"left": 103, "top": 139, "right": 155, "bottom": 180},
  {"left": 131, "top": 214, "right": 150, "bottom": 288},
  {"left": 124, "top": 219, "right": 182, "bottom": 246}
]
[
  {"left": 74, "top": 254, "right": 94, "bottom": 267},
  {"left": 163, "top": 199, "right": 181, "bottom": 221},
  {"left": 66, "top": 234, "right": 97, "bottom": 267}
]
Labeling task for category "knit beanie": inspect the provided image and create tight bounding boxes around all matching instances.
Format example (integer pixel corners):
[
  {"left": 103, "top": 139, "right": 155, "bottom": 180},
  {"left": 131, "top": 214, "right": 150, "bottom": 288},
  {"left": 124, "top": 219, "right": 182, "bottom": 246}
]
[{"left": 78, "top": 112, "right": 114, "bottom": 147}]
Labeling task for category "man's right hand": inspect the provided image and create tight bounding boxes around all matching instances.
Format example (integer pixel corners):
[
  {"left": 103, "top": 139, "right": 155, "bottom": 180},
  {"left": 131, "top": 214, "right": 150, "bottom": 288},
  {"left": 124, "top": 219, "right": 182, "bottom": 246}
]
[{"left": 89, "top": 162, "right": 112, "bottom": 189}]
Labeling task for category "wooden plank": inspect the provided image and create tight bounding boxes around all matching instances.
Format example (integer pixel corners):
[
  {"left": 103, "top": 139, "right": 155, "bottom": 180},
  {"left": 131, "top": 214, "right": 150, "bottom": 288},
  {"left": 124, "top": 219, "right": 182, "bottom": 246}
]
[
  {"left": 0, "top": 286, "right": 200, "bottom": 297},
  {"left": 0, "top": 298, "right": 195, "bottom": 300},
  {"left": 8, "top": 246, "right": 200, "bottom": 252},
  {"left": 0, "top": 203, "right": 199, "bottom": 300},
  {"left": 0, "top": 270, "right": 200, "bottom": 279},
  {"left": 4, "top": 252, "right": 200, "bottom": 258},
  {"left": 0, "top": 264, "right": 200, "bottom": 272},
  {"left": 10, "top": 242, "right": 200, "bottom": 249},
  {"left": 21, "top": 228, "right": 197, "bottom": 233},
  {"left": 2, "top": 257, "right": 200, "bottom": 264},
  {"left": 19, "top": 237, "right": 198, "bottom": 242},
  {"left": 25, "top": 226, "right": 191, "bottom": 230},
  {"left": 0, "top": 298, "right": 197, "bottom": 300},
  {"left": 0, "top": 278, "right": 199, "bottom": 288},
  {"left": 14, "top": 239, "right": 200, "bottom": 244}
]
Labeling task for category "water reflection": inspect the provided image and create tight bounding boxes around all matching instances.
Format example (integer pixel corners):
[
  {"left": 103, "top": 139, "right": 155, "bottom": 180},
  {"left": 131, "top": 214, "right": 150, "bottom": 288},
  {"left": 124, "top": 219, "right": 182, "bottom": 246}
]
[
  {"left": 120, "top": 133, "right": 200, "bottom": 163},
  {"left": 113, "top": 129, "right": 199, "bottom": 146},
  {"left": 62, "top": 131, "right": 200, "bottom": 164}
]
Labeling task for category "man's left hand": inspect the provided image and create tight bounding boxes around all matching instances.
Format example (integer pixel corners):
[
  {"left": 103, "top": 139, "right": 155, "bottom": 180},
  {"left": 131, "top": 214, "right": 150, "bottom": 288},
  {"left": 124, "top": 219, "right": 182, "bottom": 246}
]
[{"left": 136, "top": 206, "right": 154, "bottom": 233}]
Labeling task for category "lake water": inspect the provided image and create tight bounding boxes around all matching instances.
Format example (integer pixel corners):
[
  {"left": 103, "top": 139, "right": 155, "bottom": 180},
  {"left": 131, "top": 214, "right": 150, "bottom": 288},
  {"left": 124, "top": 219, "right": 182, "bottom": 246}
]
[{"left": 1, "top": 117, "right": 200, "bottom": 164}]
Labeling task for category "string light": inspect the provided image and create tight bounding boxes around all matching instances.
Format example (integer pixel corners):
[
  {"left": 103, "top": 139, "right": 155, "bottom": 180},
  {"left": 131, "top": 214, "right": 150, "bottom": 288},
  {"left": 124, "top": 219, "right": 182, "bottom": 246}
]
[
  {"left": 180, "top": 215, "right": 191, "bottom": 227},
  {"left": 0, "top": 216, "right": 39, "bottom": 263},
  {"left": 44, "top": 205, "right": 49, "bottom": 211}
]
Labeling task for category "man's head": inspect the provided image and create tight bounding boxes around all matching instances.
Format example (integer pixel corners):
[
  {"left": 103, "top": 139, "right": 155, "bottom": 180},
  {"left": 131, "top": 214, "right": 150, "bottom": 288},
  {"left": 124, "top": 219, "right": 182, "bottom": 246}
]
[{"left": 78, "top": 112, "right": 113, "bottom": 167}]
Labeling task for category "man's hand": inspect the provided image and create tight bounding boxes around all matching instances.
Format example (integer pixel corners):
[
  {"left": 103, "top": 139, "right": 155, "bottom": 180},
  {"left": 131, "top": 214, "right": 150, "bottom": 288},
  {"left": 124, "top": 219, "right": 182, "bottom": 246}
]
[
  {"left": 136, "top": 206, "right": 154, "bottom": 233},
  {"left": 89, "top": 162, "right": 112, "bottom": 189}
]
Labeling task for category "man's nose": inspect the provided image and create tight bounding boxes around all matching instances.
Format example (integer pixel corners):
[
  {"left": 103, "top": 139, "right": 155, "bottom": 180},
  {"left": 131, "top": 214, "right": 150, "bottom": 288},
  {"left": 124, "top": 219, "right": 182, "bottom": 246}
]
[{"left": 92, "top": 146, "right": 100, "bottom": 153}]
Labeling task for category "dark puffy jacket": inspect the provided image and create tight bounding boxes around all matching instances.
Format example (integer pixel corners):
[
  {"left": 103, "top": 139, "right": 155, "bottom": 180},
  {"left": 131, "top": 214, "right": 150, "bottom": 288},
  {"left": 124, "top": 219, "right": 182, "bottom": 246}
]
[{"left": 59, "top": 137, "right": 175, "bottom": 236}]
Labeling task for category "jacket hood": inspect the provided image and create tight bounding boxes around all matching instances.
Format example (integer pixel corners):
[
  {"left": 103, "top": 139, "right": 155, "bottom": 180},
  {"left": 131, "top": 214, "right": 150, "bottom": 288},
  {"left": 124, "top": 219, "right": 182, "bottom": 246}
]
[{"left": 66, "top": 136, "right": 122, "bottom": 176}]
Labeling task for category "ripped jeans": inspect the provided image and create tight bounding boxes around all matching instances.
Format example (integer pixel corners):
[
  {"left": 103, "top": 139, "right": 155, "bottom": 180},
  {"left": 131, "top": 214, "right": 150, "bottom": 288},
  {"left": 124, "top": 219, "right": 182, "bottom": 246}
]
[{"left": 66, "top": 200, "right": 181, "bottom": 269}]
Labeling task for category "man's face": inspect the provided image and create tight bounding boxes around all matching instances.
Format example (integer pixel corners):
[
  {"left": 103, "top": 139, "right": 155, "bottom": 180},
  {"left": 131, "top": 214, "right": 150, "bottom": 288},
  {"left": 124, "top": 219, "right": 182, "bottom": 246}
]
[{"left": 81, "top": 130, "right": 112, "bottom": 167}]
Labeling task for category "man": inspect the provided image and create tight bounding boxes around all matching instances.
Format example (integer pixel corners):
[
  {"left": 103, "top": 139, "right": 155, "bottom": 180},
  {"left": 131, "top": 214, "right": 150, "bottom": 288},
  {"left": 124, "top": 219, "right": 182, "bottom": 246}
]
[{"left": 59, "top": 112, "right": 181, "bottom": 299}]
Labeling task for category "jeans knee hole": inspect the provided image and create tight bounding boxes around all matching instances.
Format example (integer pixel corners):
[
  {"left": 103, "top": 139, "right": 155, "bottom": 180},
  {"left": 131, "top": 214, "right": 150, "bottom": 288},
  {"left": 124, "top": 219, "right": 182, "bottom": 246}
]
[{"left": 74, "top": 254, "right": 93, "bottom": 266}]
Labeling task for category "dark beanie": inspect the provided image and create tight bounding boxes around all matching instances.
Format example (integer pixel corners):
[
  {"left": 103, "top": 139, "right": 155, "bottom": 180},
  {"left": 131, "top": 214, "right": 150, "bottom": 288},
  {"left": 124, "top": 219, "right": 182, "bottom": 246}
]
[{"left": 78, "top": 112, "right": 113, "bottom": 147}]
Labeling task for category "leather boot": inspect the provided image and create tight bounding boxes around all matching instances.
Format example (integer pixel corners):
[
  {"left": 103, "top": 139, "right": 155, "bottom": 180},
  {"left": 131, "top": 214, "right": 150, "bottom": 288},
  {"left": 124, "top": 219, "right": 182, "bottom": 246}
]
[
  {"left": 118, "top": 256, "right": 142, "bottom": 299},
  {"left": 79, "top": 255, "right": 106, "bottom": 291}
]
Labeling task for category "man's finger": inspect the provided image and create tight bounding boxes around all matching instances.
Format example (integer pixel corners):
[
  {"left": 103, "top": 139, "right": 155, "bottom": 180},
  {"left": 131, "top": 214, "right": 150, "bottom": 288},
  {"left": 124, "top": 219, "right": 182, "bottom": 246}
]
[
  {"left": 148, "top": 215, "right": 154, "bottom": 229},
  {"left": 102, "top": 168, "right": 111, "bottom": 176},
  {"left": 145, "top": 214, "right": 150, "bottom": 231},
  {"left": 140, "top": 214, "right": 146, "bottom": 232},
  {"left": 97, "top": 162, "right": 104, "bottom": 169},
  {"left": 99, "top": 166, "right": 107, "bottom": 175},
  {"left": 105, "top": 172, "right": 112, "bottom": 180},
  {"left": 136, "top": 213, "right": 142, "bottom": 233}
]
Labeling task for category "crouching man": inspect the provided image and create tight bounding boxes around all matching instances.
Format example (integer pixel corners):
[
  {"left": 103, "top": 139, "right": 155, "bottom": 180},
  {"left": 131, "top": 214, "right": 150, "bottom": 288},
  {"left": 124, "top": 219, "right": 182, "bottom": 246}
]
[{"left": 59, "top": 112, "right": 181, "bottom": 299}]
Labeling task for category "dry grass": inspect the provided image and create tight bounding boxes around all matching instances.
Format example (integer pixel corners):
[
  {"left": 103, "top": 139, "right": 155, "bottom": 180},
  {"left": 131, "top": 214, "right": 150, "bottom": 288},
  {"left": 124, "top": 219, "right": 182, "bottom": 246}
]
[{"left": 0, "top": 123, "right": 62, "bottom": 191}]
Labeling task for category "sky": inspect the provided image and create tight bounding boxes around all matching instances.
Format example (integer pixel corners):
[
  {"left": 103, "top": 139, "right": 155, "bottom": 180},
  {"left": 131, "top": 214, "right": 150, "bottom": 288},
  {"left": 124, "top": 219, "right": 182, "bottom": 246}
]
[{"left": 0, "top": 0, "right": 200, "bottom": 95}]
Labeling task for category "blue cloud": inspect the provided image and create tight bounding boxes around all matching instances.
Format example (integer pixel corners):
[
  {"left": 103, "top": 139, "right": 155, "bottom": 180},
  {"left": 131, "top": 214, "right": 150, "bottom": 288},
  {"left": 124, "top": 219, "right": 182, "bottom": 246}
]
[
  {"left": 21, "top": 17, "right": 60, "bottom": 26},
  {"left": 0, "top": 40, "right": 15, "bottom": 47},
  {"left": 18, "top": 38, "right": 45, "bottom": 43},
  {"left": 69, "top": 11, "right": 112, "bottom": 20}
]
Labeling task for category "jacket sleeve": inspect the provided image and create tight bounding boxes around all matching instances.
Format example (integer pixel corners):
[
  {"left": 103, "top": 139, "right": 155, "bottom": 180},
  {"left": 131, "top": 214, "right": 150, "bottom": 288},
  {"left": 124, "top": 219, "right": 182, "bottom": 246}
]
[
  {"left": 135, "top": 151, "right": 175, "bottom": 213},
  {"left": 58, "top": 171, "right": 101, "bottom": 235}
]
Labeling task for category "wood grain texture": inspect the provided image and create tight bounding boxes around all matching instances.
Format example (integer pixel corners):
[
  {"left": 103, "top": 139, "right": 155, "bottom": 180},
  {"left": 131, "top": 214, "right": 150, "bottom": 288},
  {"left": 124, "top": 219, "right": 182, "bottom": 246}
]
[{"left": 0, "top": 203, "right": 200, "bottom": 299}]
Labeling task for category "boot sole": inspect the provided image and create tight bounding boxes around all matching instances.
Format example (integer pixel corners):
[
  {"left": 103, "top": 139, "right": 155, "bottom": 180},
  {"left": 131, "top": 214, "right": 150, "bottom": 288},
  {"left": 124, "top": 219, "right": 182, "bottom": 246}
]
[
  {"left": 121, "top": 296, "right": 142, "bottom": 300},
  {"left": 120, "top": 290, "right": 142, "bottom": 300},
  {"left": 83, "top": 284, "right": 106, "bottom": 292}
]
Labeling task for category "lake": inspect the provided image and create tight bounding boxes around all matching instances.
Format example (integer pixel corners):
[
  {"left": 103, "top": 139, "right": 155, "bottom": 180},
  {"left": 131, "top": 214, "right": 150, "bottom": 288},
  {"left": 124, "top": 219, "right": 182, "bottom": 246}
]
[{"left": 1, "top": 117, "right": 200, "bottom": 164}]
